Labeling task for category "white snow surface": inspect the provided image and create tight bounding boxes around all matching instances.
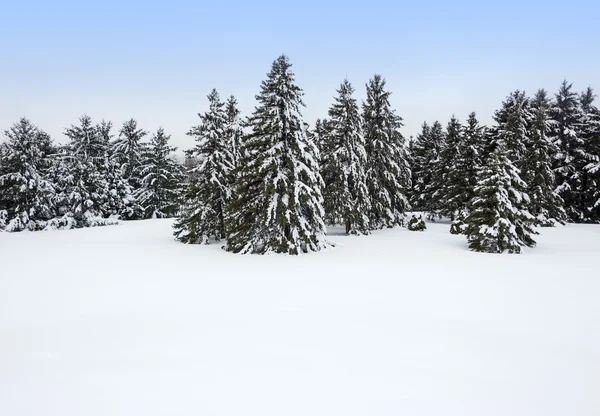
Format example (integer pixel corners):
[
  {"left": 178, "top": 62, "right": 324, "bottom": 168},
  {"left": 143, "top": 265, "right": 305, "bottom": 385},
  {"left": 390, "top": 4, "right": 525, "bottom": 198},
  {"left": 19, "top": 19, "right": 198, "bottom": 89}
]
[{"left": 1, "top": 219, "right": 599, "bottom": 416}]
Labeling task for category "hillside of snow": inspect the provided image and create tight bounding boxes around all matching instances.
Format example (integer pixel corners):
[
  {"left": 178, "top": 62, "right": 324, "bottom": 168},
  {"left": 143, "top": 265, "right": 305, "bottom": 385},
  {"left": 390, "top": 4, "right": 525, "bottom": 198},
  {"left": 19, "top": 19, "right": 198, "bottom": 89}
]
[{"left": 1, "top": 219, "right": 599, "bottom": 416}]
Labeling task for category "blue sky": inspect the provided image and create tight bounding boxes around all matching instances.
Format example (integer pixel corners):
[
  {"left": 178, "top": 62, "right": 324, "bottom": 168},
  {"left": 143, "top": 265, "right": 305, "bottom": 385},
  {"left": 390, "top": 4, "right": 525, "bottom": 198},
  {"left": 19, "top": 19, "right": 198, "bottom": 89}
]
[{"left": 1, "top": 0, "right": 599, "bottom": 149}]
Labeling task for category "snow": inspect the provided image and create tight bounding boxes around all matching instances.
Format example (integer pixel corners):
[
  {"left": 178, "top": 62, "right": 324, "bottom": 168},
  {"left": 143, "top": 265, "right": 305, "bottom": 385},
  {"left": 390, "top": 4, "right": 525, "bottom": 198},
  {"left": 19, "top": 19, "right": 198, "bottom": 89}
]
[{"left": 1, "top": 219, "right": 599, "bottom": 416}]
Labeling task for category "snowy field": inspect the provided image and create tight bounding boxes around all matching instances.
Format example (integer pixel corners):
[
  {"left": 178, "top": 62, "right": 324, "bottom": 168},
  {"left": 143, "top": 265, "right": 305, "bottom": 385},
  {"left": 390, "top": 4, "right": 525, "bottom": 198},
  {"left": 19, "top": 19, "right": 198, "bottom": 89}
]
[{"left": 1, "top": 219, "right": 599, "bottom": 416}]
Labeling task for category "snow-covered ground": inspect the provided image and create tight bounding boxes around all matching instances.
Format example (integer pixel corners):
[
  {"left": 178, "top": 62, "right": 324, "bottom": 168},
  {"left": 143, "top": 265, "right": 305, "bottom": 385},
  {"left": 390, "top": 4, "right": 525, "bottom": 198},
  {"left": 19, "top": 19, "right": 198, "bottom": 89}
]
[{"left": 1, "top": 219, "right": 599, "bottom": 416}]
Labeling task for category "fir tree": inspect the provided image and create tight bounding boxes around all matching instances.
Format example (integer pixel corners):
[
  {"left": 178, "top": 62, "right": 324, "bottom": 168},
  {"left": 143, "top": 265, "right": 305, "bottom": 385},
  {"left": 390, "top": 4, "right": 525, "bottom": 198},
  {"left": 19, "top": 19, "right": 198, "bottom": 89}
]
[
  {"left": 0, "top": 118, "right": 55, "bottom": 231},
  {"left": 410, "top": 121, "right": 446, "bottom": 217},
  {"left": 321, "top": 79, "right": 370, "bottom": 235},
  {"left": 435, "top": 116, "right": 462, "bottom": 219},
  {"left": 464, "top": 143, "right": 536, "bottom": 254},
  {"left": 225, "top": 55, "right": 327, "bottom": 254},
  {"left": 63, "top": 116, "right": 117, "bottom": 227},
  {"left": 490, "top": 91, "right": 530, "bottom": 164},
  {"left": 137, "top": 128, "right": 184, "bottom": 218},
  {"left": 224, "top": 95, "right": 243, "bottom": 168},
  {"left": 111, "top": 118, "right": 148, "bottom": 187},
  {"left": 96, "top": 121, "right": 139, "bottom": 219},
  {"left": 549, "top": 80, "right": 587, "bottom": 222},
  {"left": 579, "top": 87, "right": 600, "bottom": 222},
  {"left": 523, "top": 89, "right": 567, "bottom": 225},
  {"left": 362, "top": 74, "right": 411, "bottom": 228},
  {"left": 174, "top": 89, "right": 234, "bottom": 243}
]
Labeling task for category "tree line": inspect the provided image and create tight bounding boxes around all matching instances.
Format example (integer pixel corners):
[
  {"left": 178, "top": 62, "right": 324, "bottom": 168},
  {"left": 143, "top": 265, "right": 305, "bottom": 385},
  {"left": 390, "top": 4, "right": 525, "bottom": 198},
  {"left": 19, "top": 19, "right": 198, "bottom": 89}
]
[{"left": 1, "top": 54, "right": 599, "bottom": 254}]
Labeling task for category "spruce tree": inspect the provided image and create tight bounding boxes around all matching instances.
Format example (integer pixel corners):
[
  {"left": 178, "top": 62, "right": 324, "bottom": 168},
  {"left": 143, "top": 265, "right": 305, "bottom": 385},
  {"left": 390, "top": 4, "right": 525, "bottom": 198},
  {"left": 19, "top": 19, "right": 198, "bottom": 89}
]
[
  {"left": 464, "top": 143, "right": 536, "bottom": 254},
  {"left": 96, "top": 120, "right": 138, "bottom": 219},
  {"left": 435, "top": 116, "right": 462, "bottom": 219},
  {"left": 225, "top": 55, "right": 327, "bottom": 254},
  {"left": 174, "top": 89, "right": 234, "bottom": 243},
  {"left": 111, "top": 118, "right": 148, "bottom": 189},
  {"left": 442, "top": 113, "right": 486, "bottom": 224},
  {"left": 490, "top": 91, "right": 530, "bottom": 164},
  {"left": 549, "top": 80, "right": 587, "bottom": 221},
  {"left": 579, "top": 87, "right": 600, "bottom": 222},
  {"left": 63, "top": 115, "right": 117, "bottom": 227},
  {"left": 0, "top": 118, "right": 55, "bottom": 231},
  {"left": 523, "top": 89, "right": 567, "bottom": 225},
  {"left": 137, "top": 128, "right": 184, "bottom": 218},
  {"left": 224, "top": 95, "right": 243, "bottom": 168},
  {"left": 410, "top": 121, "right": 446, "bottom": 217},
  {"left": 321, "top": 79, "right": 370, "bottom": 235},
  {"left": 362, "top": 74, "right": 411, "bottom": 228}
]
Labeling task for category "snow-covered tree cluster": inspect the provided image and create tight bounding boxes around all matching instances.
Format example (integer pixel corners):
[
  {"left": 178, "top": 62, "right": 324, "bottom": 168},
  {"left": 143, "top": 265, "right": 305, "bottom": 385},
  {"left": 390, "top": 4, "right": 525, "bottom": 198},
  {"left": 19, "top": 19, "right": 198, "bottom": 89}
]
[
  {"left": 0, "top": 116, "right": 183, "bottom": 231},
  {"left": 2, "top": 52, "right": 598, "bottom": 256},
  {"left": 408, "top": 82, "right": 600, "bottom": 253},
  {"left": 173, "top": 55, "right": 412, "bottom": 254}
]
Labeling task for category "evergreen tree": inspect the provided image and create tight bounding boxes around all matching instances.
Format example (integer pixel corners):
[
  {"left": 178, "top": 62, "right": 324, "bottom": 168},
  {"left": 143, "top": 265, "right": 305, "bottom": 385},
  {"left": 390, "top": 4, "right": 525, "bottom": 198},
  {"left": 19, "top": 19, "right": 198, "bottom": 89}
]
[
  {"left": 444, "top": 113, "right": 485, "bottom": 219},
  {"left": 111, "top": 118, "right": 148, "bottom": 188},
  {"left": 63, "top": 115, "right": 117, "bottom": 227},
  {"left": 174, "top": 89, "right": 234, "bottom": 243},
  {"left": 362, "top": 74, "right": 411, "bottom": 228},
  {"left": 490, "top": 91, "right": 530, "bottom": 164},
  {"left": 0, "top": 118, "right": 55, "bottom": 231},
  {"left": 411, "top": 121, "right": 446, "bottom": 216},
  {"left": 523, "top": 89, "right": 567, "bottom": 225},
  {"left": 549, "top": 80, "right": 587, "bottom": 221},
  {"left": 435, "top": 116, "right": 462, "bottom": 218},
  {"left": 137, "top": 128, "right": 184, "bottom": 218},
  {"left": 224, "top": 95, "right": 243, "bottom": 167},
  {"left": 321, "top": 79, "right": 370, "bottom": 235},
  {"left": 579, "top": 87, "right": 600, "bottom": 222},
  {"left": 96, "top": 121, "right": 139, "bottom": 219},
  {"left": 225, "top": 55, "right": 327, "bottom": 254},
  {"left": 464, "top": 143, "right": 536, "bottom": 254}
]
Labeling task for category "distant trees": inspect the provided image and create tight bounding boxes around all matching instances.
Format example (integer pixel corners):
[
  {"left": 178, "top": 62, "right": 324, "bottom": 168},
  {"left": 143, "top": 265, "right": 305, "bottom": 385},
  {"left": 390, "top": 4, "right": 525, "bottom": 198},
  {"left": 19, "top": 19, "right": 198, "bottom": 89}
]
[{"left": 2, "top": 55, "right": 599, "bottom": 256}]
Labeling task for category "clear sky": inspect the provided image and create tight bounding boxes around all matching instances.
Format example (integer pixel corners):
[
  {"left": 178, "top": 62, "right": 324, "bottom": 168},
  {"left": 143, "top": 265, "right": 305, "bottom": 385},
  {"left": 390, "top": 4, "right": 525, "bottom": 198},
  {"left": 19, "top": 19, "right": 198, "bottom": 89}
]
[{"left": 1, "top": 0, "right": 599, "bottom": 150}]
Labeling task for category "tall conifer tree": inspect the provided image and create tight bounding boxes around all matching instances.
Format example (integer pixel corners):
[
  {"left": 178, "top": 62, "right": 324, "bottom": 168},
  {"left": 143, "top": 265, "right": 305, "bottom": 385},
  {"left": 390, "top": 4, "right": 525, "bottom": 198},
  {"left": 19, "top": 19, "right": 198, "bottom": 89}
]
[
  {"left": 362, "top": 75, "right": 411, "bottom": 228},
  {"left": 226, "top": 55, "right": 327, "bottom": 254},
  {"left": 321, "top": 79, "right": 370, "bottom": 235}
]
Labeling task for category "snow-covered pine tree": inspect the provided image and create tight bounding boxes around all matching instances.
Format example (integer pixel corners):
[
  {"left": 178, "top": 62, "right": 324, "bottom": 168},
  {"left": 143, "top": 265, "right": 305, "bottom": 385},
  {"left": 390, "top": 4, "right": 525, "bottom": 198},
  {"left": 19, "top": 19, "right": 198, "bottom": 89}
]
[
  {"left": 224, "top": 95, "right": 243, "bottom": 168},
  {"left": 63, "top": 115, "right": 117, "bottom": 227},
  {"left": 522, "top": 89, "right": 567, "bottom": 226},
  {"left": 0, "top": 118, "right": 55, "bottom": 231},
  {"left": 411, "top": 120, "right": 446, "bottom": 217},
  {"left": 174, "top": 89, "right": 234, "bottom": 243},
  {"left": 549, "top": 80, "right": 587, "bottom": 222},
  {"left": 136, "top": 128, "right": 184, "bottom": 219},
  {"left": 579, "top": 87, "right": 600, "bottom": 222},
  {"left": 225, "top": 55, "right": 327, "bottom": 254},
  {"left": 362, "top": 74, "right": 411, "bottom": 228},
  {"left": 443, "top": 113, "right": 486, "bottom": 222},
  {"left": 434, "top": 116, "right": 462, "bottom": 219},
  {"left": 321, "top": 79, "right": 370, "bottom": 235},
  {"left": 111, "top": 118, "right": 148, "bottom": 191},
  {"left": 464, "top": 143, "right": 536, "bottom": 254},
  {"left": 96, "top": 120, "right": 139, "bottom": 219}
]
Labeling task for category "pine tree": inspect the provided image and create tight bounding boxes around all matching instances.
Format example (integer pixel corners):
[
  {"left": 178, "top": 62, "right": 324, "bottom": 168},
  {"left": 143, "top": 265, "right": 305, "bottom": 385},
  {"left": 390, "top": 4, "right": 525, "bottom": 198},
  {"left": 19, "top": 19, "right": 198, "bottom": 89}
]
[
  {"left": 174, "top": 89, "right": 234, "bottom": 243},
  {"left": 224, "top": 95, "right": 243, "bottom": 168},
  {"left": 464, "top": 143, "right": 536, "bottom": 254},
  {"left": 549, "top": 80, "right": 587, "bottom": 222},
  {"left": 523, "top": 89, "right": 566, "bottom": 226},
  {"left": 443, "top": 113, "right": 486, "bottom": 220},
  {"left": 491, "top": 91, "right": 530, "bottom": 164},
  {"left": 0, "top": 118, "right": 55, "bottom": 231},
  {"left": 410, "top": 121, "right": 446, "bottom": 216},
  {"left": 362, "top": 74, "right": 411, "bottom": 228},
  {"left": 63, "top": 115, "right": 117, "bottom": 227},
  {"left": 137, "top": 128, "right": 184, "bottom": 218},
  {"left": 225, "top": 55, "right": 327, "bottom": 254},
  {"left": 435, "top": 116, "right": 462, "bottom": 218},
  {"left": 579, "top": 87, "right": 600, "bottom": 222},
  {"left": 321, "top": 79, "right": 370, "bottom": 235},
  {"left": 111, "top": 118, "right": 148, "bottom": 189}
]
